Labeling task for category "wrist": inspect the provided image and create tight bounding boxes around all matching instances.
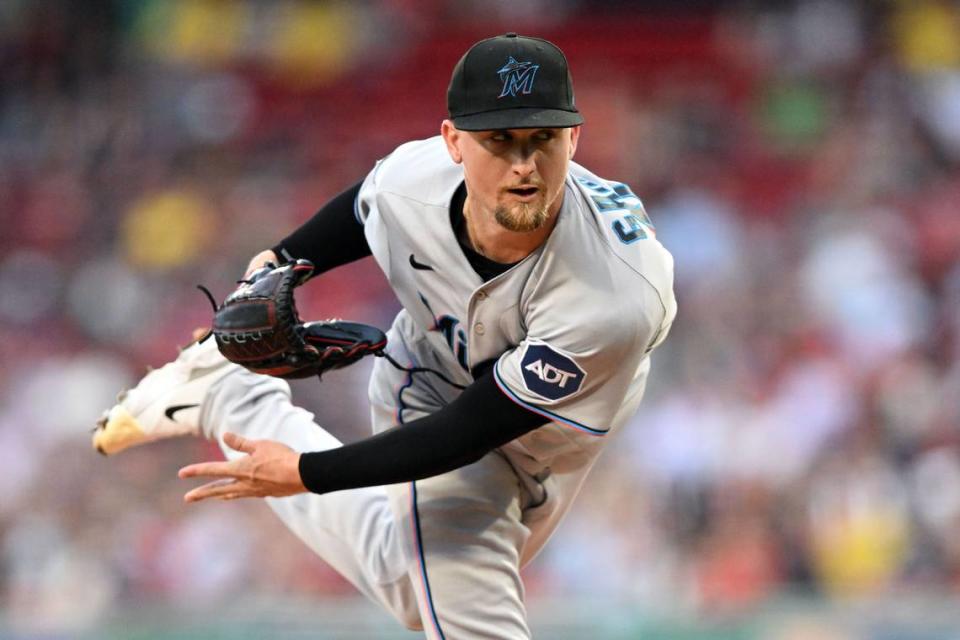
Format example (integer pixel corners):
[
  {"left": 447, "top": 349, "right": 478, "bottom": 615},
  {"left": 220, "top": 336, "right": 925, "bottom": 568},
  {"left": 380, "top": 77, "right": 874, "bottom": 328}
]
[
  {"left": 297, "top": 451, "right": 322, "bottom": 494},
  {"left": 292, "top": 453, "right": 307, "bottom": 491}
]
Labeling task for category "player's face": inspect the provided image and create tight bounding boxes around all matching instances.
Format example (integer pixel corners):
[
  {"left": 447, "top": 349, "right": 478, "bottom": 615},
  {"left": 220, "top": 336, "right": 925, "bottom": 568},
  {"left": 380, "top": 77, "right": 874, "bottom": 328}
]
[{"left": 442, "top": 122, "right": 580, "bottom": 233}]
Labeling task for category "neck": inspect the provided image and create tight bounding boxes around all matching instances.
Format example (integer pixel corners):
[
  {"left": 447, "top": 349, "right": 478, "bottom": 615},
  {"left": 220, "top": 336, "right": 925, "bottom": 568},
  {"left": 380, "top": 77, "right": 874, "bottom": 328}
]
[{"left": 463, "top": 196, "right": 561, "bottom": 264}]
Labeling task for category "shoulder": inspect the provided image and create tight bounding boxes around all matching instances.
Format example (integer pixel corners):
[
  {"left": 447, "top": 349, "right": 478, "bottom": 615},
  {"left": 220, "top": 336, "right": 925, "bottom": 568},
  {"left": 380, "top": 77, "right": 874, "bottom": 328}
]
[
  {"left": 533, "top": 165, "right": 676, "bottom": 321},
  {"left": 367, "top": 136, "right": 463, "bottom": 207}
]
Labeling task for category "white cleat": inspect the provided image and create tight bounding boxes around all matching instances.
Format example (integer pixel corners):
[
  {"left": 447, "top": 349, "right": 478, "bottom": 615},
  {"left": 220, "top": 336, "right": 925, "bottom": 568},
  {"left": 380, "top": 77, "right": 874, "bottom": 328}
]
[{"left": 93, "top": 337, "right": 236, "bottom": 455}]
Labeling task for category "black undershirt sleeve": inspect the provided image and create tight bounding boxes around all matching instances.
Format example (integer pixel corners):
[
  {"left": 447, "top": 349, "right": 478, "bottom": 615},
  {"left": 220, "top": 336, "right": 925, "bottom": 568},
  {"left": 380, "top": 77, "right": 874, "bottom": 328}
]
[
  {"left": 271, "top": 180, "right": 370, "bottom": 274},
  {"left": 298, "top": 369, "right": 548, "bottom": 494}
]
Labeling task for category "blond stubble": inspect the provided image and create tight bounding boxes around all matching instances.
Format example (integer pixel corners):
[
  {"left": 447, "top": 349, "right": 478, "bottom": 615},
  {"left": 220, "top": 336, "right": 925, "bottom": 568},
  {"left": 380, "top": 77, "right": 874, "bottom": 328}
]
[{"left": 494, "top": 200, "right": 550, "bottom": 232}]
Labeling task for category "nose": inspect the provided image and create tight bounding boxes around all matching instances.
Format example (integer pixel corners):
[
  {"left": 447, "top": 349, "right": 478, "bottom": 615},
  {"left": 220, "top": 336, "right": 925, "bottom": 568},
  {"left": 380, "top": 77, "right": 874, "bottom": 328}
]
[{"left": 510, "top": 145, "right": 537, "bottom": 179}]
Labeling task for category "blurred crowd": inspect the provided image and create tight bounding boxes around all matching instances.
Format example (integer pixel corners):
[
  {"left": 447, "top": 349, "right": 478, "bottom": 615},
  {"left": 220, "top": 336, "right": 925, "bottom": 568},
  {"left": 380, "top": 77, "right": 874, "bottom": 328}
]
[{"left": 2, "top": 0, "right": 960, "bottom": 635}]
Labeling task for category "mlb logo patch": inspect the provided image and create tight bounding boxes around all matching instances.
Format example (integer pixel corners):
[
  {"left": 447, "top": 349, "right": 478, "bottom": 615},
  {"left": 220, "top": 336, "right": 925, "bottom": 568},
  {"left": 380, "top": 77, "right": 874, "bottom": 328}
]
[{"left": 520, "top": 343, "right": 585, "bottom": 401}]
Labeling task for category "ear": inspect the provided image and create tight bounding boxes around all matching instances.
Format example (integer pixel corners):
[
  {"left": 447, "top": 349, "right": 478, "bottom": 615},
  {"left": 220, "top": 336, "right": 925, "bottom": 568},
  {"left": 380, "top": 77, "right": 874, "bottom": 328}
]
[
  {"left": 441, "top": 120, "right": 463, "bottom": 164},
  {"left": 568, "top": 126, "right": 581, "bottom": 159}
]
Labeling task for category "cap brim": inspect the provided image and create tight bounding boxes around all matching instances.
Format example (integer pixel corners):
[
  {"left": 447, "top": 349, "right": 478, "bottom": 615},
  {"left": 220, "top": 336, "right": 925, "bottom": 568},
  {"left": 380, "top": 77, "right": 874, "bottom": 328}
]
[{"left": 452, "top": 107, "right": 583, "bottom": 131}]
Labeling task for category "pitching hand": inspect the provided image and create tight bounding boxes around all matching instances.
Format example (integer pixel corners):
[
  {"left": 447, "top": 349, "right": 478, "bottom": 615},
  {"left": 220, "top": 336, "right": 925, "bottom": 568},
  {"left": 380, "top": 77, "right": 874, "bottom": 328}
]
[{"left": 178, "top": 432, "right": 306, "bottom": 503}]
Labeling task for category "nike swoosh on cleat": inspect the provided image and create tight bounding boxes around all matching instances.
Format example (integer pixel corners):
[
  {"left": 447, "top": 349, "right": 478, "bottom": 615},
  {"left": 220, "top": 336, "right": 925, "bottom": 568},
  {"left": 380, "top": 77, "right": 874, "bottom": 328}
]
[
  {"left": 165, "top": 404, "right": 200, "bottom": 421},
  {"left": 409, "top": 254, "right": 434, "bottom": 271}
]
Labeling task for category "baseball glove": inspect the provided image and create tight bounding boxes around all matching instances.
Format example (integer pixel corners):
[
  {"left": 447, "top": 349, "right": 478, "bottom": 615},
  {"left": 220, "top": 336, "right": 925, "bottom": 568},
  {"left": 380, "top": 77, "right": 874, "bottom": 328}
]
[{"left": 208, "top": 260, "right": 387, "bottom": 379}]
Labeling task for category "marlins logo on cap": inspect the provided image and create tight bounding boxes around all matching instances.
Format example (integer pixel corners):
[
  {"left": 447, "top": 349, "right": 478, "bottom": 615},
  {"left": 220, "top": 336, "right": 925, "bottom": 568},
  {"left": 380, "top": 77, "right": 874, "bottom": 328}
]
[{"left": 498, "top": 57, "right": 540, "bottom": 98}]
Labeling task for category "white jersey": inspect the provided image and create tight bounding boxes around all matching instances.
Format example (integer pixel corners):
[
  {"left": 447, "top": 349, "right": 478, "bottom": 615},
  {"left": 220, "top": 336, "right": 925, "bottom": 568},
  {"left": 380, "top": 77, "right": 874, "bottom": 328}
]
[{"left": 357, "top": 135, "right": 675, "bottom": 528}]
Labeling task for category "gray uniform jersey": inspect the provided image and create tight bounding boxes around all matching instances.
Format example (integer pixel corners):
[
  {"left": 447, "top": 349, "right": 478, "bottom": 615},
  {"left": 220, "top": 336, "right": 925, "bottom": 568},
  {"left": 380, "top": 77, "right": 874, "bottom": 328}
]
[
  {"left": 357, "top": 136, "right": 676, "bottom": 556},
  {"left": 201, "top": 135, "right": 677, "bottom": 638}
]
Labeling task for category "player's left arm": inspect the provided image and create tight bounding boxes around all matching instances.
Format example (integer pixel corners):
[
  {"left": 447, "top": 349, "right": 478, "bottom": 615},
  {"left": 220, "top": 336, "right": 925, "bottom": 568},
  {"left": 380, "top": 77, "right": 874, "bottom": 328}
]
[
  {"left": 178, "top": 368, "right": 548, "bottom": 501},
  {"left": 271, "top": 180, "right": 371, "bottom": 273},
  {"left": 232, "top": 180, "right": 372, "bottom": 286}
]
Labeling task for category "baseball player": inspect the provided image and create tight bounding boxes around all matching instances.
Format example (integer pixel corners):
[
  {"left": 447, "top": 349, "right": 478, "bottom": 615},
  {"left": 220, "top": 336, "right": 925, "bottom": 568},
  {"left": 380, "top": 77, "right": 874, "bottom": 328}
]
[{"left": 94, "top": 33, "right": 676, "bottom": 638}]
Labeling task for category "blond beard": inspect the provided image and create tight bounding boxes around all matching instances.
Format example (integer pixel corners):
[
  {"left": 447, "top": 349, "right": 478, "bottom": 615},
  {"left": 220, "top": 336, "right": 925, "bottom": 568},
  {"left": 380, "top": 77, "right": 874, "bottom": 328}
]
[{"left": 494, "top": 200, "right": 550, "bottom": 232}]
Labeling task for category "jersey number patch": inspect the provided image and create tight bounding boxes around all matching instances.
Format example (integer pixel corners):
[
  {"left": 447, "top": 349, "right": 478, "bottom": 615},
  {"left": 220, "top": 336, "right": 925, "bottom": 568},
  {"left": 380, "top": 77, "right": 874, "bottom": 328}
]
[{"left": 577, "top": 177, "right": 655, "bottom": 244}]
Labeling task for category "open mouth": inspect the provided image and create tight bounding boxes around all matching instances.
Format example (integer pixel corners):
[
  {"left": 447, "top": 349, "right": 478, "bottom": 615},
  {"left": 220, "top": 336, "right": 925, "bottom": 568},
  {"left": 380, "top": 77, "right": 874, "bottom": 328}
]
[{"left": 507, "top": 186, "right": 539, "bottom": 197}]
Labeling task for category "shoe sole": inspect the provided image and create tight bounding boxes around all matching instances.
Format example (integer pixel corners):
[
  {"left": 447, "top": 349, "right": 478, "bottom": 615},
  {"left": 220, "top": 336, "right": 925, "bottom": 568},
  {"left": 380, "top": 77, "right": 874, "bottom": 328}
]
[{"left": 93, "top": 405, "right": 148, "bottom": 456}]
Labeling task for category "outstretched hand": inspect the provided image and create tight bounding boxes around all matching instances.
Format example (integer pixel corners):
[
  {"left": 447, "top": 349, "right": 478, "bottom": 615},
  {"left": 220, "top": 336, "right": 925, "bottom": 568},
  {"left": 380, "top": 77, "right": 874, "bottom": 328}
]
[{"left": 178, "top": 432, "right": 306, "bottom": 503}]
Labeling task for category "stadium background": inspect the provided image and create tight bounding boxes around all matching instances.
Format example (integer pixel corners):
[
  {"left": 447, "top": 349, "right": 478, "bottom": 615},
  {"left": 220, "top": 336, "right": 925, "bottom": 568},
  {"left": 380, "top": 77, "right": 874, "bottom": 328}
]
[{"left": 2, "top": 1, "right": 960, "bottom": 638}]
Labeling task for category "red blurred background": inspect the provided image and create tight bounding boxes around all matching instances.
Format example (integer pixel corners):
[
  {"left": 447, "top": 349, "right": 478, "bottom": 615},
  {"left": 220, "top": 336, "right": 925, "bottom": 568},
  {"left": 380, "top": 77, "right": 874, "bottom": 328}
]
[{"left": 1, "top": 1, "right": 959, "bottom": 637}]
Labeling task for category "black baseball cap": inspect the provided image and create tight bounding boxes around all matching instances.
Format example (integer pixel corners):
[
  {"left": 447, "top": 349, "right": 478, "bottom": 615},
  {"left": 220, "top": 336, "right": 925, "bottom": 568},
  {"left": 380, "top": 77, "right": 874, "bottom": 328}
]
[{"left": 447, "top": 33, "right": 583, "bottom": 131}]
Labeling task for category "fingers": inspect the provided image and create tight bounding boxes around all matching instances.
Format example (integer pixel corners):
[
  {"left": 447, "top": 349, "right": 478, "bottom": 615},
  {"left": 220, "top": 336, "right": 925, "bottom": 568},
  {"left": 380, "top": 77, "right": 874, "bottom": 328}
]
[
  {"left": 178, "top": 460, "right": 237, "bottom": 479},
  {"left": 223, "top": 431, "right": 255, "bottom": 454},
  {"left": 179, "top": 434, "right": 305, "bottom": 503},
  {"left": 178, "top": 435, "right": 255, "bottom": 500},
  {"left": 184, "top": 478, "right": 250, "bottom": 503},
  {"left": 177, "top": 435, "right": 254, "bottom": 479}
]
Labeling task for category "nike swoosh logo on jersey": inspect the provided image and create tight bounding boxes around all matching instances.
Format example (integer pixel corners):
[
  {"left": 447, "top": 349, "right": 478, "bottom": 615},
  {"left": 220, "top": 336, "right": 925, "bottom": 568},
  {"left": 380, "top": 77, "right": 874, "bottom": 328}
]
[
  {"left": 164, "top": 404, "right": 199, "bottom": 421},
  {"left": 409, "top": 254, "right": 434, "bottom": 271}
]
